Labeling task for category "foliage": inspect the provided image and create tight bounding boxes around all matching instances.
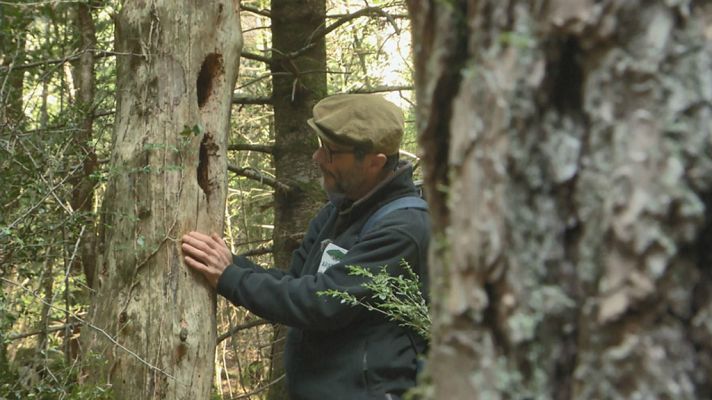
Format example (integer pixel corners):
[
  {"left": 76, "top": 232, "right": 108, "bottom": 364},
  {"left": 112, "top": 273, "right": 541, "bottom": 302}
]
[
  {"left": 0, "top": 349, "right": 113, "bottom": 400},
  {"left": 319, "top": 260, "right": 431, "bottom": 340}
]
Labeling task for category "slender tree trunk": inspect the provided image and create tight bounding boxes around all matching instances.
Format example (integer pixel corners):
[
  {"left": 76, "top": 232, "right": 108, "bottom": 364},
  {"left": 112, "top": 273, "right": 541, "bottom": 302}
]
[
  {"left": 0, "top": 5, "right": 29, "bottom": 375},
  {"left": 81, "top": 2, "right": 242, "bottom": 398},
  {"left": 409, "top": 1, "right": 712, "bottom": 399},
  {"left": 71, "top": 2, "right": 99, "bottom": 289},
  {"left": 0, "top": 5, "right": 28, "bottom": 131},
  {"left": 268, "top": 1, "right": 326, "bottom": 398}
]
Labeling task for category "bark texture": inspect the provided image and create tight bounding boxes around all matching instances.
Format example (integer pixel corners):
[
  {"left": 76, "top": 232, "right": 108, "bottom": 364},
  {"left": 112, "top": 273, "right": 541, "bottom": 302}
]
[
  {"left": 409, "top": 1, "right": 712, "bottom": 399},
  {"left": 268, "top": 1, "right": 326, "bottom": 398},
  {"left": 81, "top": 1, "right": 242, "bottom": 398}
]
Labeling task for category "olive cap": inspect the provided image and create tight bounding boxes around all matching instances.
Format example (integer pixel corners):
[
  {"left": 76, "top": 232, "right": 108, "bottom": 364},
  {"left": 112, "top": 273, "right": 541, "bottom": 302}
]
[{"left": 307, "top": 94, "right": 404, "bottom": 155}]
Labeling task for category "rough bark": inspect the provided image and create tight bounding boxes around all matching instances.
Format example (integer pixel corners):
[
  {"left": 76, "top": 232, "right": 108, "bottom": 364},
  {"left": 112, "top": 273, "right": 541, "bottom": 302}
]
[
  {"left": 267, "top": 1, "right": 326, "bottom": 398},
  {"left": 409, "top": 0, "right": 712, "bottom": 399},
  {"left": 81, "top": 1, "right": 242, "bottom": 399}
]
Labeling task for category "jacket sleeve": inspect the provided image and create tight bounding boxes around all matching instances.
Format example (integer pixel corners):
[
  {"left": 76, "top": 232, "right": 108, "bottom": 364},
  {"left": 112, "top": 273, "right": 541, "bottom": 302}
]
[{"left": 216, "top": 211, "right": 427, "bottom": 331}]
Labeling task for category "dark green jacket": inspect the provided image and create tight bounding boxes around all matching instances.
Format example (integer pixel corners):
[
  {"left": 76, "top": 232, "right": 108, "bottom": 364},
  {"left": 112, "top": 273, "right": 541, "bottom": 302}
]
[{"left": 217, "top": 163, "right": 430, "bottom": 400}]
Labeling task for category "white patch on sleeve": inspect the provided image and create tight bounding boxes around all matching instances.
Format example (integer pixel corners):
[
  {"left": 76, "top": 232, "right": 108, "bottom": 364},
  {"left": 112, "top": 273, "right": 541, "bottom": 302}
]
[{"left": 318, "top": 242, "right": 348, "bottom": 273}]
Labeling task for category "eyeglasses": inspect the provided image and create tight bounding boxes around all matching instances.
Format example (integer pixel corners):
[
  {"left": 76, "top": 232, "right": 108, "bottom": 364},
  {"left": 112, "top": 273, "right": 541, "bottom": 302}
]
[{"left": 318, "top": 137, "right": 355, "bottom": 163}]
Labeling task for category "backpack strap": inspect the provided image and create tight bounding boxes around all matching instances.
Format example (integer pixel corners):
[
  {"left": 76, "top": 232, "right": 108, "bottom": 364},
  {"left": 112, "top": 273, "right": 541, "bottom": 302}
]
[{"left": 359, "top": 196, "right": 427, "bottom": 240}]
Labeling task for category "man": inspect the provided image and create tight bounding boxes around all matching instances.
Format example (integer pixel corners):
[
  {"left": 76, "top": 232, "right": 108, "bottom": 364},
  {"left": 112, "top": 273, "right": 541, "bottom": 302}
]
[{"left": 182, "top": 94, "right": 430, "bottom": 400}]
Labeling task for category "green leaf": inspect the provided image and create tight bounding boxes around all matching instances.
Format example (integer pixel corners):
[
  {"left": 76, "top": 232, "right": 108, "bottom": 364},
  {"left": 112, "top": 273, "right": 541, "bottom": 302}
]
[
  {"left": 192, "top": 123, "right": 205, "bottom": 136},
  {"left": 179, "top": 124, "right": 193, "bottom": 137}
]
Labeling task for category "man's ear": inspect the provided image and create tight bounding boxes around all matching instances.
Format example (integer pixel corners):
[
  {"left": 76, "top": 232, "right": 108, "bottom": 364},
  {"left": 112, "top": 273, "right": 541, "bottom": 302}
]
[{"left": 369, "top": 153, "right": 387, "bottom": 172}]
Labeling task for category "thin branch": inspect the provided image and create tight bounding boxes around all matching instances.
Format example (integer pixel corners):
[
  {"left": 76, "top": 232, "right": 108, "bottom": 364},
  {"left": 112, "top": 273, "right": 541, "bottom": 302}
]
[
  {"left": 93, "top": 109, "right": 114, "bottom": 118},
  {"left": 232, "top": 94, "right": 273, "bottom": 106},
  {"left": 236, "top": 246, "right": 274, "bottom": 258},
  {"left": 0, "top": 49, "right": 116, "bottom": 73},
  {"left": 241, "top": 4, "right": 271, "bottom": 18},
  {"left": 254, "top": 6, "right": 404, "bottom": 66},
  {"left": 349, "top": 85, "right": 413, "bottom": 94},
  {"left": 327, "top": 11, "right": 408, "bottom": 19},
  {"left": 227, "top": 143, "right": 274, "bottom": 154},
  {"left": 229, "top": 374, "right": 285, "bottom": 400},
  {"left": 6, "top": 163, "right": 80, "bottom": 230},
  {"left": 8, "top": 322, "right": 79, "bottom": 341},
  {"left": 241, "top": 51, "right": 272, "bottom": 64},
  {"left": 217, "top": 319, "right": 271, "bottom": 344},
  {"left": 1, "top": 48, "right": 272, "bottom": 72},
  {"left": 0, "top": 0, "right": 86, "bottom": 6},
  {"left": 285, "top": 7, "right": 400, "bottom": 61},
  {"left": 227, "top": 164, "right": 294, "bottom": 193}
]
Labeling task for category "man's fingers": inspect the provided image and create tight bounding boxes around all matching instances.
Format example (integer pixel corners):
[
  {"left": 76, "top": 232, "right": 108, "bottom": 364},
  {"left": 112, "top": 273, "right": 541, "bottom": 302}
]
[
  {"left": 183, "top": 231, "right": 223, "bottom": 252},
  {"left": 181, "top": 241, "right": 206, "bottom": 258},
  {"left": 183, "top": 232, "right": 215, "bottom": 249},
  {"left": 212, "top": 233, "right": 225, "bottom": 246},
  {"left": 184, "top": 255, "right": 208, "bottom": 273},
  {"left": 182, "top": 243, "right": 220, "bottom": 269},
  {"left": 185, "top": 231, "right": 212, "bottom": 242},
  {"left": 182, "top": 234, "right": 218, "bottom": 256}
]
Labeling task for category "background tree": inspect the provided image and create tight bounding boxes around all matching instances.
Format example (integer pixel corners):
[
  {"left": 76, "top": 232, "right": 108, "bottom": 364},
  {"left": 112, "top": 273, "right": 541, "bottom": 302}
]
[
  {"left": 408, "top": 0, "right": 712, "bottom": 398},
  {"left": 80, "top": 1, "right": 242, "bottom": 399},
  {"left": 266, "top": 0, "right": 327, "bottom": 397}
]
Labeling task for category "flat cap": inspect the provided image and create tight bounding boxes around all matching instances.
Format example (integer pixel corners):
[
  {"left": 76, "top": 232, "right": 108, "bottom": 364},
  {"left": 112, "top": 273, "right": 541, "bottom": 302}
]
[{"left": 307, "top": 94, "right": 404, "bottom": 155}]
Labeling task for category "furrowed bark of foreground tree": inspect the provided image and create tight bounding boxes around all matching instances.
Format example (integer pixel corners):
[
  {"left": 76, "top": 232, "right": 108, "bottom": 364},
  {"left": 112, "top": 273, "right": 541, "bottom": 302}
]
[
  {"left": 81, "top": 1, "right": 242, "bottom": 398},
  {"left": 409, "top": 1, "right": 712, "bottom": 399}
]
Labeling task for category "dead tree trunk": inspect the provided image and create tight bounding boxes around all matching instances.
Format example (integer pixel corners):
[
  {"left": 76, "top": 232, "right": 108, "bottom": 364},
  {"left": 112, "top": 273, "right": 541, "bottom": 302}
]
[
  {"left": 81, "top": 1, "right": 242, "bottom": 398},
  {"left": 409, "top": 1, "right": 712, "bottom": 399}
]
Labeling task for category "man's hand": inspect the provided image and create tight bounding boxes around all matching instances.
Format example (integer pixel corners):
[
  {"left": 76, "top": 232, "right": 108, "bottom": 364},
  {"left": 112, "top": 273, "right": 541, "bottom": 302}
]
[{"left": 181, "top": 232, "right": 232, "bottom": 288}]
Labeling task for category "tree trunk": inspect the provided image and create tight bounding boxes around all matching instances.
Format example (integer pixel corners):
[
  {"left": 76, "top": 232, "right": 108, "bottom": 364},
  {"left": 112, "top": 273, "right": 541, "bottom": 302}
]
[
  {"left": 0, "top": 5, "right": 29, "bottom": 131},
  {"left": 81, "top": 1, "right": 242, "bottom": 398},
  {"left": 409, "top": 1, "right": 712, "bottom": 399},
  {"left": 267, "top": 1, "right": 326, "bottom": 398},
  {"left": 71, "top": 3, "right": 99, "bottom": 290},
  {"left": 0, "top": 5, "right": 29, "bottom": 375}
]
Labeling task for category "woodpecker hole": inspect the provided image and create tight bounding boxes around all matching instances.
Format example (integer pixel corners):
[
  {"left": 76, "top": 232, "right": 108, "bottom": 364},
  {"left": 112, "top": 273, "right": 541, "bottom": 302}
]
[
  {"left": 197, "top": 132, "right": 220, "bottom": 197},
  {"left": 197, "top": 134, "right": 211, "bottom": 196},
  {"left": 196, "top": 53, "right": 224, "bottom": 108}
]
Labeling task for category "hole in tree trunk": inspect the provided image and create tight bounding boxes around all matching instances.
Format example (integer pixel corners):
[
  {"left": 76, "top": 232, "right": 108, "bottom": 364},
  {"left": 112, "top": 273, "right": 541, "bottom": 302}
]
[
  {"left": 197, "top": 133, "right": 212, "bottom": 197},
  {"left": 196, "top": 53, "right": 224, "bottom": 108}
]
